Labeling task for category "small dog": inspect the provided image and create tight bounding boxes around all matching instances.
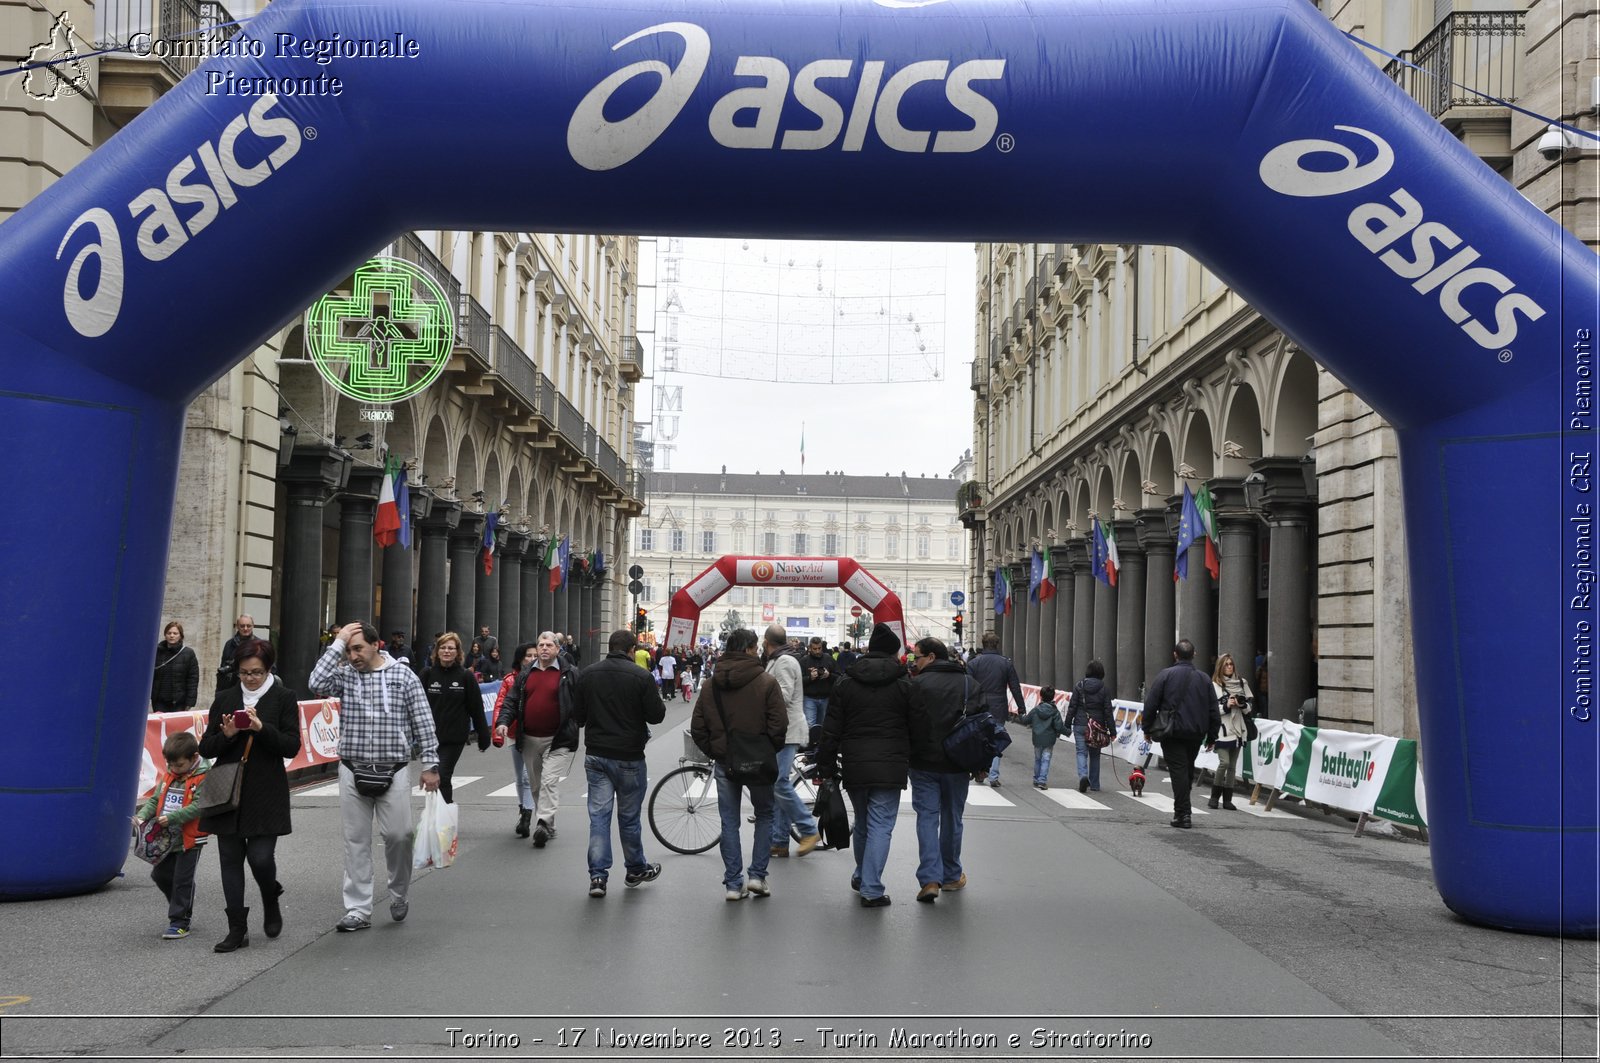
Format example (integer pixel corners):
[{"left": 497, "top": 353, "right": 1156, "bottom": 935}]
[{"left": 1128, "top": 767, "right": 1146, "bottom": 797}]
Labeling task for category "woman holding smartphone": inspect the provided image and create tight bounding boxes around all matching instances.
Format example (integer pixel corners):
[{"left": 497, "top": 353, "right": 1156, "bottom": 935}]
[{"left": 198, "top": 638, "right": 301, "bottom": 953}]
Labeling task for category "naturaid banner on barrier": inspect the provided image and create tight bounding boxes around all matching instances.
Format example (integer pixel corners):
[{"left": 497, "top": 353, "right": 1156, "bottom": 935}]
[{"left": 1018, "top": 684, "right": 1426, "bottom": 828}]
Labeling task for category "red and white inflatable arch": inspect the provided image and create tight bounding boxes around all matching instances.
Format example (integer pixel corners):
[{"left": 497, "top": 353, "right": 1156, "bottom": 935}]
[{"left": 665, "top": 557, "right": 905, "bottom": 651}]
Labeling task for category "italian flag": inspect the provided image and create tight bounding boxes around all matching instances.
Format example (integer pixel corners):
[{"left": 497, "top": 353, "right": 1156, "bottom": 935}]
[
  {"left": 373, "top": 456, "right": 402, "bottom": 547},
  {"left": 545, "top": 535, "right": 562, "bottom": 591},
  {"left": 1037, "top": 546, "right": 1057, "bottom": 602},
  {"left": 1104, "top": 521, "right": 1120, "bottom": 587},
  {"left": 1195, "top": 483, "right": 1220, "bottom": 579}
]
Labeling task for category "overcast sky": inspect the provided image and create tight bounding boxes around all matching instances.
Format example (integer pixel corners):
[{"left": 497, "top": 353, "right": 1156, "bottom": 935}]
[{"left": 636, "top": 241, "right": 977, "bottom": 479}]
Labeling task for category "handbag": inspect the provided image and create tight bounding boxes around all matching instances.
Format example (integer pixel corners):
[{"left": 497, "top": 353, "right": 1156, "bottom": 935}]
[
  {"left": 1141, "top": 705, "right": 1174, "bottom": 743},
  {"left": 811, "top": 776, "right": 851, "bottom": 850},
  {"left": 346, "top": 760, "right": 404, "bottom": 797},
  {"left": 711, "top": 685, "right": 778, "bottom": 786},
  {"left": 944, "top": 709, "right": 1013, "bottom": 774},
  {"left": 192, "top": 736, "right": 251, "bottom": 815},
  {"left": 1085, "top": 716, "right": 1114, "bottom": 749},
  {"left": 131, "top": 818, "right": 181, "bottom": 865}
]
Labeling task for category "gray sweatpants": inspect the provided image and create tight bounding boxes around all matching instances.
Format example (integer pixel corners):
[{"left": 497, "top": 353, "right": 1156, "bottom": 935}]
[{"left": 338, "top": 762, "right": 414, "bottom": 917}]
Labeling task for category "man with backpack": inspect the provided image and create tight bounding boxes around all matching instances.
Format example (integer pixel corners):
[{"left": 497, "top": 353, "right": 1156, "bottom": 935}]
[
  {"left": 964, "top": 632, "right": 1027, "bottom": 787},
  {"left": 1141, "top": 639, "right": 1221, "bottom": 829}
]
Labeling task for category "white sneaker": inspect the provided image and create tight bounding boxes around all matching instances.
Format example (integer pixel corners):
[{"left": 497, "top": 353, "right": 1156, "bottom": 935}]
[
  {"left": 725, "top": 883, "right": 749, "bottom": 901},
  {"left": 746, "top": 877, "right": 770, "bottom": 898}
]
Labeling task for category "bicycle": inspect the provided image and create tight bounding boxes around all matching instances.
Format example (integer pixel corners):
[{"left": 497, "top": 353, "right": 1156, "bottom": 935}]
[{"left": 647, "top": 739, "right": 847, "bottom": 854}]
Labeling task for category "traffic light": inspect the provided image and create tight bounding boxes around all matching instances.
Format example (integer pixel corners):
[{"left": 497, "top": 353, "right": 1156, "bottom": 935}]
[
  {"left": 635, "top": 607, "right": 648, "bottom": 632},
  {"left": 952, "top": 612, "right": 964, "bottom": 640}
]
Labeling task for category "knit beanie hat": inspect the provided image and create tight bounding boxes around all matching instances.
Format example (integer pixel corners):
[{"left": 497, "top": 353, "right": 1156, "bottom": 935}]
[{"left": 867, "top": 622, "right": 901, "bottom": 655}]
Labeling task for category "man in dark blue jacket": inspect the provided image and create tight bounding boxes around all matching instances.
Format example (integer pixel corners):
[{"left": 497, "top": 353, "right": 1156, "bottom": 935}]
[
  {"left": 1141, "top": 639, "right": 1221, "bottom": 829},
  {"left": 964, "top": 632, "right": 1026, "bottom": 787}
]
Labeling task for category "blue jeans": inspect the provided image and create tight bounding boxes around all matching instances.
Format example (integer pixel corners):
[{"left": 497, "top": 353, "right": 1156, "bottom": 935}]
[
  {"left": 847, "top": 787, "right": 901, "bottom": 900},
  {"left": 987, "top": 753, "right": 1003, "bottom": 783},
  {"left": 908, "top": 769, "right": 967, "bottom": 887},
  {"left": 770, "top": 744, "right": 819, "bottom": 847},
  {"left": 802, "top": 697, "right": 828, "bottom": 734},
  {"left": 585, "top": 755, "right": 649, "bottom": 881},
  {"left": 1033, "top": 745, "right": 1053, "bottom": 785},
  {"left": 510, "top": 745, "right": 533, "bottom": 809},
  {"left": 714, "top": 763, "right": 774, "bottom": 890},
  {"left": 1073, "top": 723, "right": 1101, "bottom": 789}
]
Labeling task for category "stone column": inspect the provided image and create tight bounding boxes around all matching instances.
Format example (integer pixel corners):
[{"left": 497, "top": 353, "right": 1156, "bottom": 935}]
[
  {"left": 1112, "top": 518, "right": 1146, "bottom": 700},
  {"left": 1037, "top": 554, "right": 1058, "bottom": 689},
  {"left": 414, "top": 496, "right": 459, "bottom": 659},
  {"left": 1021, "top": 556, "right": 1040, "bottom": 686},
  {"left": 578, "top": 568, "right": 595, "bottom": 663},
  {"left": 1050, "top": 544, "right": 1074, "bottom": 686},
  {"left": 499, "top": 530, "right": 528, "bottom": 650},
  {"left": 448, "top": 511, "right": 486, "bottom": 638},
  {"left": 1136, "top": 508, "right": 1176, "bottom": 697},
  {"left": 1008, "top": 562, "right": 1029, "bottom": 677},
  {"left": 1173, "top": 494, "right": 1217, "bottom": 672},
  {"left": 1256, "top": 457, "right": 1316, "bottom": 720},
  {"left": 1210, "top": 479, "right": 1260, "bottom": 686},
  {"left": 334, "top": 466, "right": 385, "bottom": 627},
  {"left": 380, "top": 488, "right": 432, "bottom": 646},
  {"left": 1065, "top": 539, "right": 1094, "bottom": 688},
  {"left": 475, "top": 519, "right": 503, "bottom": 648},
  {"left": 528, "top": 544, "right": 553, "bottom": 643},
  {"left": 1093, "top": 537, "right": 1118, "bottom": 695},
  {"left": 279, "top": 445, "right": 351, "bottom": 692}
]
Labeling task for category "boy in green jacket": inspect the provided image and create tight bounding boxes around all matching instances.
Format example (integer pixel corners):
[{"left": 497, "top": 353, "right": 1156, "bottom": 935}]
[{"left": 133, "top": 732, "right": 209, "bottom": 939}]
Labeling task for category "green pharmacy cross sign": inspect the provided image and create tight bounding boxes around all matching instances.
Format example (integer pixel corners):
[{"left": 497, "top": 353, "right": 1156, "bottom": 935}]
[{"left": 305, "top": 256, "right": 454, "bottom": 403}]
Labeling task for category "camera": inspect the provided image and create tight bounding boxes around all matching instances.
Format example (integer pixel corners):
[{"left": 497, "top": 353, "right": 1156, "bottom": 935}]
[{"left": 1537, "top": 124, "right": 1573, "bottom": 162}]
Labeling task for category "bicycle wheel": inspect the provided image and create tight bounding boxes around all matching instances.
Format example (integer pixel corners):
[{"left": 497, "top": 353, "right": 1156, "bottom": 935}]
[{"left": 648, "top": 765, "right": 721, "bottom": 855}]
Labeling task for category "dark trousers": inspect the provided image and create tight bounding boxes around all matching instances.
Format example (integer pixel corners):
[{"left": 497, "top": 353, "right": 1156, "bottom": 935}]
[
  {"left": 216, "top": 834, "right": 279, "bottom": 910},
  {"left": 151, "top": 845, "right": 204, "bottom": 927},
  {"left": 438, "top": 742, "right": 466, "bottom": 803},
  {"left": 1163, "top": 735, "right": 1204, "bottom": 820}
]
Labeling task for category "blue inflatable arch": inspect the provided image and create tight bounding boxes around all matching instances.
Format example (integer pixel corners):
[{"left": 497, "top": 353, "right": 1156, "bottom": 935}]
[{"left": 1, "top": 0, "right": 1594, "bottom": 935}]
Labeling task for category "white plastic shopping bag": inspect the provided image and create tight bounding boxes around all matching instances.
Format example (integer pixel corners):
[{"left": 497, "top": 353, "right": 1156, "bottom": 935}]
[{"left": 413, "top": 791, "right": 459, "bottom": 869}]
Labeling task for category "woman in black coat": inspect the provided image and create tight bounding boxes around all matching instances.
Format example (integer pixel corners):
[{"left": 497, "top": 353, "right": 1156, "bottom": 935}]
[
  {"left": 420, "top": 632, "right": 490, "bottom": 803},
  {"left": 150, "top": 620, "right": 199, "bottom": 713},
  {"left": 198, "top": 638, "right": 300, "bottom": 954}
]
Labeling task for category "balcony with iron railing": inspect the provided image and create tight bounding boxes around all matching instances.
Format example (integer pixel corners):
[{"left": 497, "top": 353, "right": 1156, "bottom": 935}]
[
  {"left": 1384, "top": 11, "right": 1523, "bottom": 166},
  {"left": 97, "top": 1, "right": 240, "bottom": 120},
  {"left": 456, "top": 295, "right": 493, "bottom": 376},
  {"left": 619, "top": 335, "right": 644, "bottom": 381},
  {"left": 390, "top": 233, "right": 462, "bottom": 316},
  {"left": 956, "top": 479, "right": 987, "bottom": 529}
]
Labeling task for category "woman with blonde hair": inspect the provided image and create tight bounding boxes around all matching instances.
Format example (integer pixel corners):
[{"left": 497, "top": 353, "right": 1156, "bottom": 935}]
[{"left": 1208, "top": 653, "right": 1255, "bottom": 810}]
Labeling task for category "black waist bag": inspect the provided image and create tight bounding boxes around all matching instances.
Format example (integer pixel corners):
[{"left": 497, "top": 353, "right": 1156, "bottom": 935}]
[{"left": 346, "top": 761, "right": 405, "bottom": 797}]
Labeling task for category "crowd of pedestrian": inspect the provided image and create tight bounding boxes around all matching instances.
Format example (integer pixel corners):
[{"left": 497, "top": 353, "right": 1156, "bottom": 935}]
[{"left": 138, "top": 602, "right": 1251, "bottom": 941}]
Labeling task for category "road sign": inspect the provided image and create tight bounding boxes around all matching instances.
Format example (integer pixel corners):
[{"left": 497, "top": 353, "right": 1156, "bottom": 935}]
[
  {"left": 850, "top": 605, "right": 863, "bottom": 617},
  {"left": 627, "top": 564, "right": 644, "bottom": 580},
  {"left": 950, "top": 591, "right": 966, "bottom": 606},
  {"left": 627, "top": 579, "right": 644, "bottom": 595}
]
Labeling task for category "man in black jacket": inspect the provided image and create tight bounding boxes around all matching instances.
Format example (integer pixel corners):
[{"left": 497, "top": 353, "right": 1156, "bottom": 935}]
[
  {"left": 817, "top": 623, "right": 912, "bottom": 908},
  {"left": 1142, "top": 639, "right": 1222, "bottom": 829},
  {"left": 800, "top": 636, "right": 836, "bottom": 738},
  {"left": 216, "top": 614, "right": 255, "bottom": 692},
  {"left": 964, "top": 632, "right": 1027, "bottom": 787},
  {"left": 906, "top": 637, "right": 978, "bottom": 902},
  {"left": 572, "top": 629, "right": 666, "bottom": 898}
]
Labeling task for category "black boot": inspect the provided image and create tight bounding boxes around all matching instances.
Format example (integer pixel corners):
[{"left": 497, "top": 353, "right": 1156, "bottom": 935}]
[
  {"left": 262, "top": 883, "right": 284, "bottom": 938},
  {"left": 1221, "top": 788, "right": 1238, "bottom": 811},
  {"left": 515, "top": 807, "right": 532, "bottom": 838},
  {"left": 214, "top": 907, "right": 250, "bottom": 953},
  {"left": 1207, "top": 786, "right": 1221, "bottom": 809}
]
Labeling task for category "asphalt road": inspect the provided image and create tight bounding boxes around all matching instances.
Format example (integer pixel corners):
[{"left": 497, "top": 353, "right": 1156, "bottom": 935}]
[{"left": 1, "top": 699, "right": 1594, "bottom": 1062}]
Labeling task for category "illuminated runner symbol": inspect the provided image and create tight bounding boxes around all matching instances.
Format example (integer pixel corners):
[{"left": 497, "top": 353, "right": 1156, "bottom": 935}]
[{"left": 305, "top": 257, "right": 454, "bottom": 403}]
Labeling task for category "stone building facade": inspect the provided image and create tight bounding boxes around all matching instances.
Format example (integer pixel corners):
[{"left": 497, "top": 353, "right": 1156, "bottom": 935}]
[{"left": 636, "top": 470, "right": 966, "bottom": 648}]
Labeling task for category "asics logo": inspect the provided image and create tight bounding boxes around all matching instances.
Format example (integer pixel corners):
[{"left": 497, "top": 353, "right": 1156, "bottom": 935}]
[{"left": 567, "top": 22, "right": 1005, "bottom": 171}]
